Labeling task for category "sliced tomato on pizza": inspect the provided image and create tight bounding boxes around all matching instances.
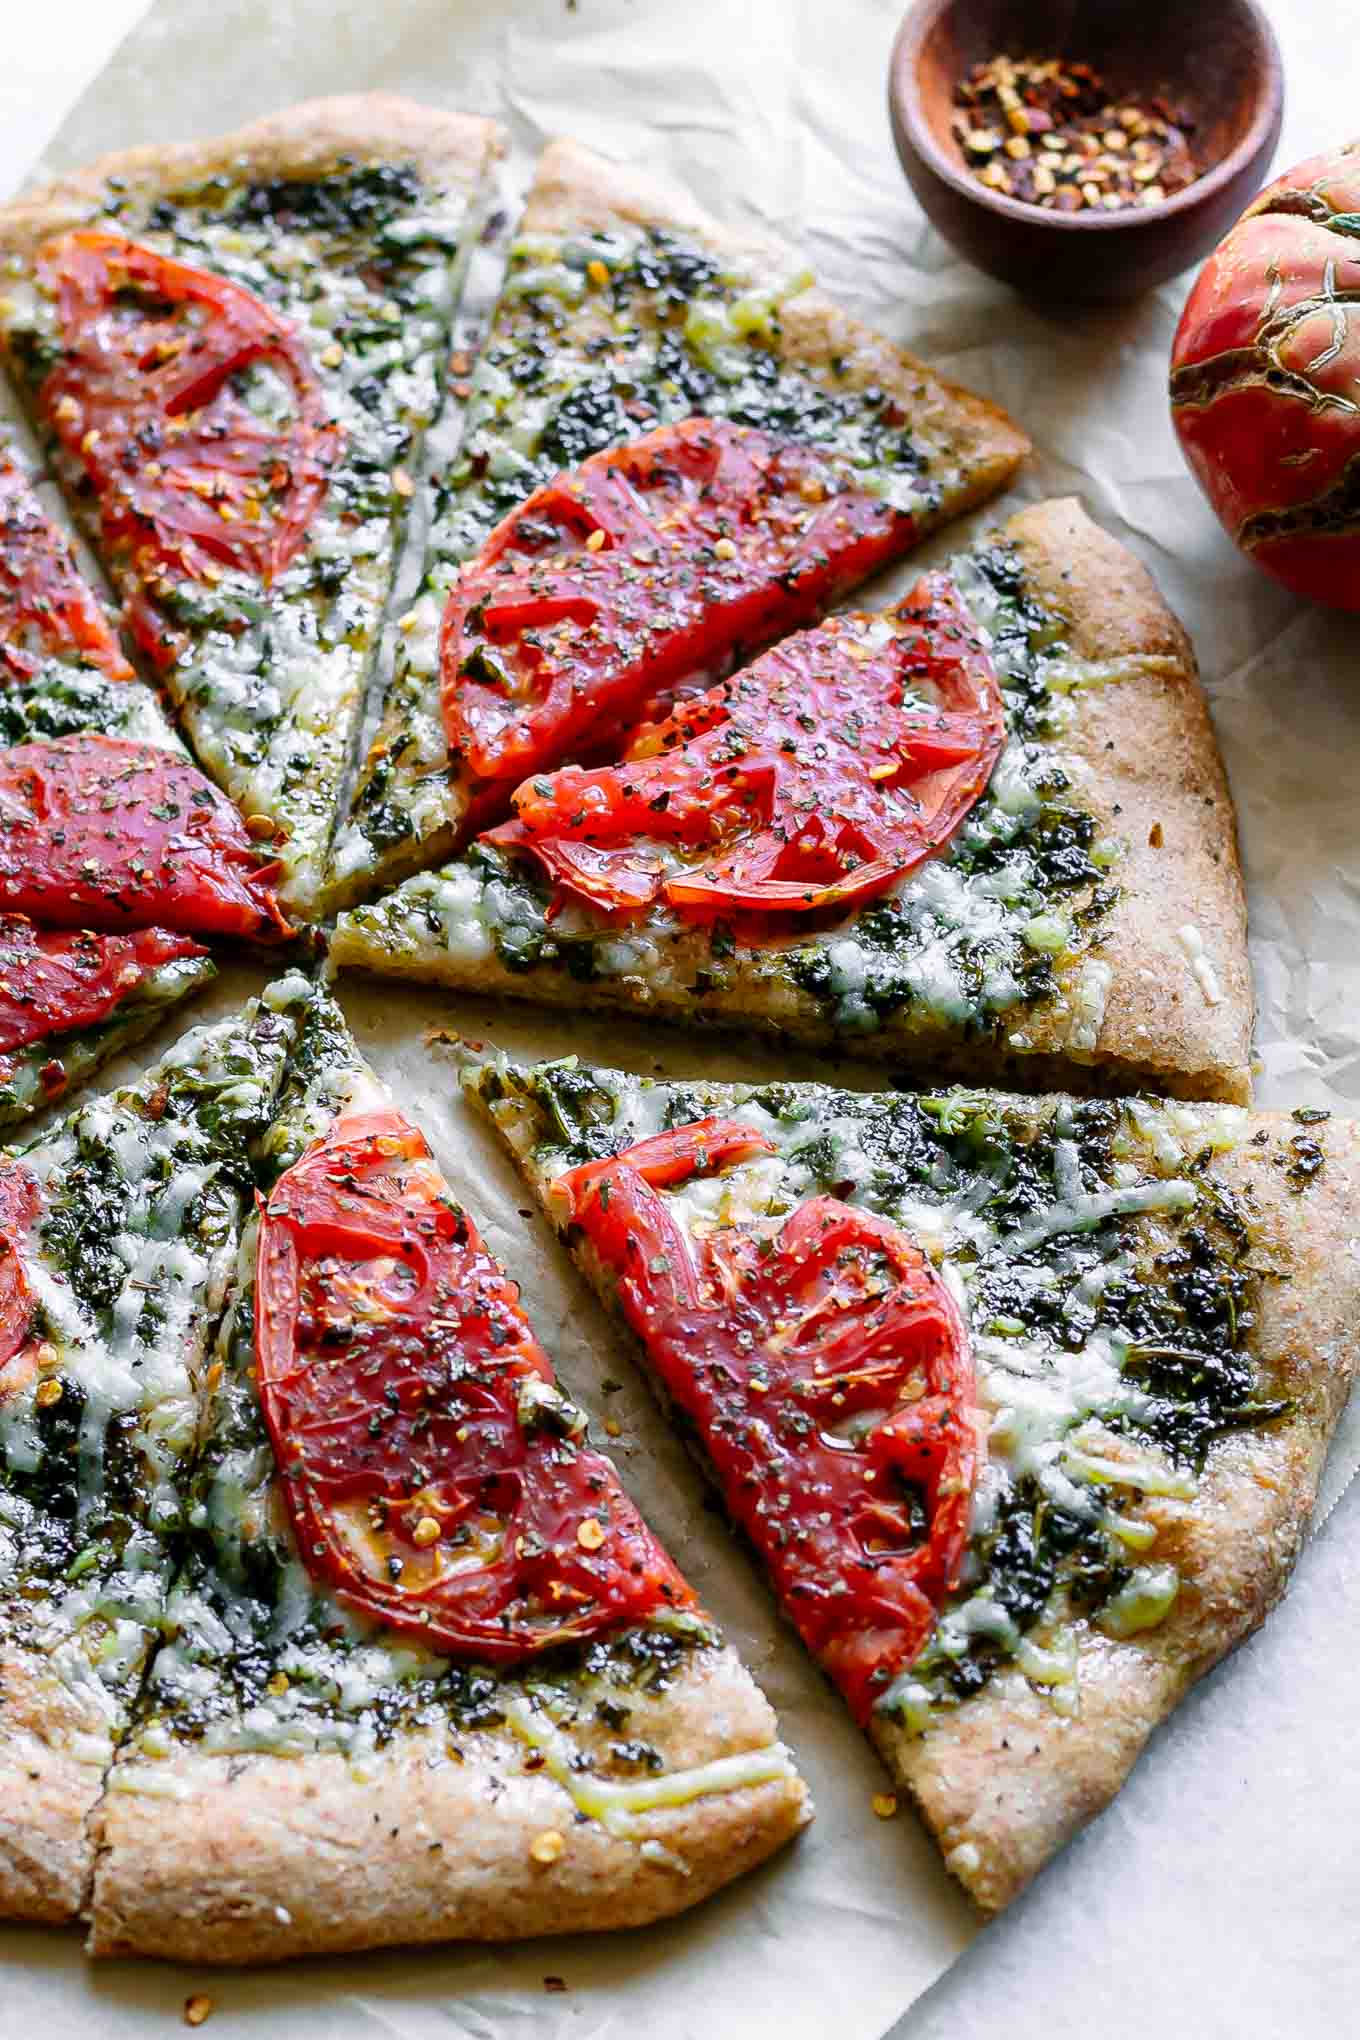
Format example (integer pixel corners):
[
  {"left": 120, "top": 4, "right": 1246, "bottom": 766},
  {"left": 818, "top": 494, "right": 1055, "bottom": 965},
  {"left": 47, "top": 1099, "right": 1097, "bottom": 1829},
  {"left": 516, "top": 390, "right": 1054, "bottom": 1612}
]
[
  {"left": 88, "top": 985, "right": 807, "bottom": 1964},
  {"left": 0, "top": 442, "right": 131, "bottom": 685},
  {"left": 0, "top": 733, "right": 290, "bottom": 942},
  {"left": 255, "top": 1102, "right": 694, "bottom": 1658},
  {"left": 0, "top": 100, "right": 507, "bottom": 916},
  {"left": 0, "top": 451, "right": 220, "bottom": 1124},
  {"left": 440, "top": 418, "right": 917, "bottom": 824},
  {"left": 554, "top": 1118, "right": 978, "bottom": 1724},
  {"left": 0, "top": 917, "right": 213, "bottom": 1125},
  {"left": 485, "top": 569, "right": 1004, "bottom": 924},
  {"left": 36, "top": 231, "right": 338, "bottom": 675}
]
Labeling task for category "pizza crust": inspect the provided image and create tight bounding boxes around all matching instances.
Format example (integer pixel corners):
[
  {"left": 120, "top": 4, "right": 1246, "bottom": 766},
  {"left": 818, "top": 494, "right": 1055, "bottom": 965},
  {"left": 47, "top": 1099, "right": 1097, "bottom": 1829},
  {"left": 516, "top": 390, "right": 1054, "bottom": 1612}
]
[
  {"left": 0, "top": 1644, "right": 110, "bottom": 1921},
  {"left": 88, "top": 1639, "right": 809, "bottom": 1963},
  {"left": 880, "top": 1111, "right": 1360, "bottom": 1911},
  {"left": 1000, "top": 498, "right": 1252, "bottom": 1104},
  {"left": 0, "top": 95, "right": 504, "bottom": 255}
]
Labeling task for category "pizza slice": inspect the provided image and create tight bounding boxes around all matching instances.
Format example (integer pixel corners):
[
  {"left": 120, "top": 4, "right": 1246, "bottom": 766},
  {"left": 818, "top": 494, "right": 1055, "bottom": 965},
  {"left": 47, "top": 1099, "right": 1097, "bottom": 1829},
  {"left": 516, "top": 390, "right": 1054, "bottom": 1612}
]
[
  {"left": 0, "top": 441, "right": 175, "bottom": 749},
  {"left": 0, "top": 984, "right": 298, "bottom": 1922},
  {"left": 467, "top": 1051, "right": 1360, "bottom": 1913},
  {"left": 334, "top": 496, "right": 1252, "bottom": 1105},
  {"left": 0, "top": 95, "right": 505, "bottom": 917},
  {"left": 88, "top": 985, "right": 808, "bottom": 1964},
  {"left": 330, "top": 135, "right": 1029, "bottom": 904}
]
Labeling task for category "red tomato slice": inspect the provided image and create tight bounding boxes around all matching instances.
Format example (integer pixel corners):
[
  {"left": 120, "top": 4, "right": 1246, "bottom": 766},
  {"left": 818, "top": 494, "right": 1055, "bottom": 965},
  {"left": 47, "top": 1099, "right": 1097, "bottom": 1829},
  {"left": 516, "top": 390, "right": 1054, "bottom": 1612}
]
[
  {"left": 255, "top": 1106, "right": 694, "bottom": 1660},
  {"left": 557, "top": 1118, "right": 977, "bottom": 1724},
  {"left": 0, "top": 734, "right": 290, "bottom": 942},
  {"left": 440, "top": 417, "right": 917, "bottom": 816},
  {"left": 486, "top": 570, "right": 1004, "bottom": 924},
  {"left": 0, "top": 448, "right": 133, "bottom": 684},
  {"left": 0, "top": 917, "right": 207, "bottom": 1087},
  {"left": 36, "top": 231, "right": 338, "bottom": 668},
  {"left": 0, "top": 1161, "right": 40, "bottom": 1399}
]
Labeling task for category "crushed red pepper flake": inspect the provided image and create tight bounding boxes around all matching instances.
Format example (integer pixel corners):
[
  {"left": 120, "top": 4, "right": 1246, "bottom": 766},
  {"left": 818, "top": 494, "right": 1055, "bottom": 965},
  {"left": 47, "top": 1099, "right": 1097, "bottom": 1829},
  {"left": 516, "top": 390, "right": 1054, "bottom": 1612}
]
[{"left": 952, "top": 54, "right": 1198, "bottom": 212}]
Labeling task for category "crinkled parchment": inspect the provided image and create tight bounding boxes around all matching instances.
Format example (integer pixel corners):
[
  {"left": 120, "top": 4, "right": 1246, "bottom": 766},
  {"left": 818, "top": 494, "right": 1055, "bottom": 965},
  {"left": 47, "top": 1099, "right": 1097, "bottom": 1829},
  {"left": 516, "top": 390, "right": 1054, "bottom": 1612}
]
[{"left": 3, "top": 4, "right": 1359, "bottom": 2037}]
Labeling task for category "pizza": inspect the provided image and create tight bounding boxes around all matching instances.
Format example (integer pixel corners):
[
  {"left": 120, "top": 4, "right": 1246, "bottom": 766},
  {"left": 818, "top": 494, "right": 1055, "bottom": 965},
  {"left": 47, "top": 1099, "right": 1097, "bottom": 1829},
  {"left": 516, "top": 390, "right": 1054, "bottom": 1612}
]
[
  {"left": 0, "top": 96, "right": 506, "bottom": 918},
  {"left": 333, "top": 495, "right": 1252, "bottom": 1104},
  {"left": 0, "top": 976, "right": 808, "bottom": 1954},
  {"left": 329, "top": 136, "right": 1030, "bottom": 904},
  {"left": 0, "top": 987, "right": 297, "bottom": 1921},
  {"left": 0, "top": 86, "right": 1344, "bottom": 1982},
  {"left": 466, "top": 1049, "right": 1360, "bottom": 1911}
]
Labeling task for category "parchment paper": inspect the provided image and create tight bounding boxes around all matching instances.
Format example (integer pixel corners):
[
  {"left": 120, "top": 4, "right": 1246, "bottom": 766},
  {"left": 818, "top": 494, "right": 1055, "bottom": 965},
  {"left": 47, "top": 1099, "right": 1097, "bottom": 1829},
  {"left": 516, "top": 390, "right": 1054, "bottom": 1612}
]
[{"left": 3, "top": 4, "right": 1360, "bottom": 2035}]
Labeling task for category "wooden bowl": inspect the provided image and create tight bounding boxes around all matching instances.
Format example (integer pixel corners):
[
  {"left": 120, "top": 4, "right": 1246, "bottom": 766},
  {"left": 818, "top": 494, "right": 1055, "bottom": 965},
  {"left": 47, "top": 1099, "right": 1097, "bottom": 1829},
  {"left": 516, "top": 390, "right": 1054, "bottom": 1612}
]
[{"left": 888, "top": 0, "right": 1284, "bottom": 302}]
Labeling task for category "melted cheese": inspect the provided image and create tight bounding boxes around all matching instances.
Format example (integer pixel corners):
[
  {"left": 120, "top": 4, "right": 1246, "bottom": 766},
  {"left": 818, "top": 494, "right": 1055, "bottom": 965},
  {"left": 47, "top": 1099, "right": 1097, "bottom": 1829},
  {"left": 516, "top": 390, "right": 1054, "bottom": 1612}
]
[{"left": 503, "top": 1695, "right": 796, "bottom": 1839}]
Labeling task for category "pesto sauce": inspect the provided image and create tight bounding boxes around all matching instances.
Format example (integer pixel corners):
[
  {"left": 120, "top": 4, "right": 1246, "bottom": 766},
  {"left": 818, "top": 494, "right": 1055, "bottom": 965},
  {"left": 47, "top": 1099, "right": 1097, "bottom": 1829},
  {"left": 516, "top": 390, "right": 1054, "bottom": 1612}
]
[{"left": 0, "top": 1004, "right": 293, "bottom": 1682}]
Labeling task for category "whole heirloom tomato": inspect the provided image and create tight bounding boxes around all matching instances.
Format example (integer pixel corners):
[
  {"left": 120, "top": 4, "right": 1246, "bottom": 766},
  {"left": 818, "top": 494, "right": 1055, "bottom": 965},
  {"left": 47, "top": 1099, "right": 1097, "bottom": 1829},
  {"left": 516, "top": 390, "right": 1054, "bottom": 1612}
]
[{"left": 1170, "top": 140, "right": 1360, "bottom": 610}]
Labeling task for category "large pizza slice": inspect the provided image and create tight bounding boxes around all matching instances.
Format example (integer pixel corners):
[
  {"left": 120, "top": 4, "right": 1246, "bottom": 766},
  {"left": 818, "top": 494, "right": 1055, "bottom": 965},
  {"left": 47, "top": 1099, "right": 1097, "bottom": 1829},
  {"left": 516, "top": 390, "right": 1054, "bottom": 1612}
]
[
  {"left": 330, "top": 136, "right": 1030, "bottom": 904},
  {"left": 0, "top": 986, "right": 297, "bottom": 1921},
  {"left": 335, "top": 496, "right": 1252, "bottom": 1104},
  {"left": 467, "top": 1049, "right": 1360, "bottom": 1912},
  {"left": 88, "top": 986, "right": 807, "bottom": 1963},
  {"left": 0, "top": 96, "right": 505, "bottom": 917}
]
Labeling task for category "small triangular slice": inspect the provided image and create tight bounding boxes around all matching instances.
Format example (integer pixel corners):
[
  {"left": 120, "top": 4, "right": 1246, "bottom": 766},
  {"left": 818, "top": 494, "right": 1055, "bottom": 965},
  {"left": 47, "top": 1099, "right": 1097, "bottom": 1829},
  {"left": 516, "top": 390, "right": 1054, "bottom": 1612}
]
[
  {"left": 89, "top": 985, "right": 807, "bottom": 1965},
  {"left": 330, "top": 135, "right": 1029, "bottom": 904},
  {"left": 0, "top": 96, "right": 505, "bottom": 916},
  {"left": 0, "top": 445, "right": 215, "bottom": 1123},
  {"left": 0, "top": 986, "right": 298, "bottom": 1922},
  {"left": 0, "top": 441, "right": 175, "bottom": 749},
  {"left": 468, "top": 1051, "right": 1360, "bottom": 1912},
  {"left": 334, "top": 497, "right": 1252, "bottom": 1105}
]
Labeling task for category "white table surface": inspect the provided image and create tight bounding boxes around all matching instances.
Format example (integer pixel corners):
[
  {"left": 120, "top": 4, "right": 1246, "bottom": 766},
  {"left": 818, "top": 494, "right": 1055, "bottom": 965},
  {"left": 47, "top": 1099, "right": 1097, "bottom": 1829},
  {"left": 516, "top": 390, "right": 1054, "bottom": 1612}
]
[{"left": 3, "top": 8, "right": 1358, "bottom": 2038}]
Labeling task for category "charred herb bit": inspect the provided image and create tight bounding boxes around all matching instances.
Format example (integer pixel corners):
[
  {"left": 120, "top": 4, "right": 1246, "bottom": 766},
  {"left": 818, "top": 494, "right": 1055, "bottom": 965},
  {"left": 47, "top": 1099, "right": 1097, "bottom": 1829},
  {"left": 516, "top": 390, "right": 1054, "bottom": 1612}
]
[
  {"left": 227, "top": 162, "right": 426, "bottom": 240},
  {"left": 1285, "top": 1134, "right": 1326, "bottom": 1191},
  {"left": 628, "top": 228, "right": 722, "bottom": 307},
  {"left": 1292, "top": 1105, "right": 1331, "bottom": 1125},
  {"left": 538, "top": 376, "right": 633, "bottom": 471}
]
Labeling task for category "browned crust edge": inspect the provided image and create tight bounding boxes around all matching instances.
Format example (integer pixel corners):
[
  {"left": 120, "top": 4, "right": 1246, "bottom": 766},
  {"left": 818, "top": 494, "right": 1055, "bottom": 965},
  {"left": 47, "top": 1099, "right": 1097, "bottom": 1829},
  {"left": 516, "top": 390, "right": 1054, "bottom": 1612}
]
[
  {"left": 0, "top": 95, "right": 505, "bottom": 255},
  {"left": 1003, "top": 497, "right": 1253, "bottom": 1104},
  {"left": 87, "top": 1642, "right": 809, "bottom": 1964},
  {"left": 881, "top": 1111, "right": 1360, "bottom": 1911},
  {"left": 479, "top": 1077, "right": 1359, "bottom": 1915}
]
